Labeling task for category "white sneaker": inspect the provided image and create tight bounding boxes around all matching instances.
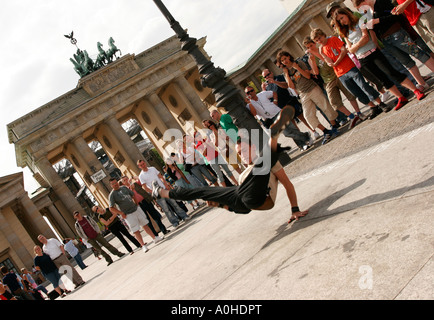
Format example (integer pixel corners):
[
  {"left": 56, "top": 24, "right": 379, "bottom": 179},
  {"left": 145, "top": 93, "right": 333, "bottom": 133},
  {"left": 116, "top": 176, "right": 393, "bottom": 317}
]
[
  {"left": 153, "top": 235, "right": 163, "bottom": 244},
  {"left": 416, "top": 82, "right": 430, "bottom": 92},
  {"left": 142, "top": 245, "right": 149, "bottom": 253},
  {"left": 381, "top": 91, "right": 391, "bottom": 102}
]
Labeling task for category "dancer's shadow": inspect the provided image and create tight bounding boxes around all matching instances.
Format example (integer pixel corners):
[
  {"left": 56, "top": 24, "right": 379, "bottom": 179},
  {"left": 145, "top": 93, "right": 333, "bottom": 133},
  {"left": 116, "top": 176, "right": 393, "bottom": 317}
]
[{"left": 261, "top": 175, "right": 434, "bottom": 250}]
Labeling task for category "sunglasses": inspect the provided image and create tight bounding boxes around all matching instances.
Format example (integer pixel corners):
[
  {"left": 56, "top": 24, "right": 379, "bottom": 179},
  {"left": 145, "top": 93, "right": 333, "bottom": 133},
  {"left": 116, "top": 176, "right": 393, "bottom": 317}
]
[
  {"left": 246, "top": 89, "right": 255, "bottom": 94},
  {"left": 263, "top": 73, "right": 271, "bottom": 78}
]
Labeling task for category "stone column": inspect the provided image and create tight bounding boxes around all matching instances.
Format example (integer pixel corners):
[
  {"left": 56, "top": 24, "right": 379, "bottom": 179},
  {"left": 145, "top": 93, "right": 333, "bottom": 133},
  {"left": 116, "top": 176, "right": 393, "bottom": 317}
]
[
  {"left": 69, "top": 136, "right": 111, "bottom": 203},
  {"left": 149, "top": 93, "right": 184, "bottom": 131},
  {"left": 174, "top": 76, "right": 209, "bottom": 120},
  {"left": 46, "top": 203, "right": 75, "bottom": 237},
  {"left": 246, "top": 74, "right": 261, "bottom": 93},
  {"left": 148, "top": 92, "right": 185, "bottom": 156},
  {"left": 35, "top": 156, "right": 82, "bottom": 225},
  {"left": 133, "top": 98, "right": 170, "bottom": 157},
  {"left": 105, "top": 115, "right": 145, "bottom": 166},
  {"left": 0, "top": 207, "right": 34, "bottom": 269},
  {"left": 19, "top": 193, "right": 57, "bottom": 240}
]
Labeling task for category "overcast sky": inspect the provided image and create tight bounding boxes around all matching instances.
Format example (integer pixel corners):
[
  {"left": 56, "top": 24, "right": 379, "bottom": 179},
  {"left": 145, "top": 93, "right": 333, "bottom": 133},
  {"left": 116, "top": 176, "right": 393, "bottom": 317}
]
[{"left": 0, "top": 0, "right": 303, "bottom": 193}]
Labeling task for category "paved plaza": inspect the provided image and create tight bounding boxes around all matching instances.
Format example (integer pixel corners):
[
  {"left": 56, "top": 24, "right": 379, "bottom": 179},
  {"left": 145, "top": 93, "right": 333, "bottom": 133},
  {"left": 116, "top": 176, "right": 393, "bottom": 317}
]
[{"left": 48, "top": 79, "right": 434, "bottom": 303}]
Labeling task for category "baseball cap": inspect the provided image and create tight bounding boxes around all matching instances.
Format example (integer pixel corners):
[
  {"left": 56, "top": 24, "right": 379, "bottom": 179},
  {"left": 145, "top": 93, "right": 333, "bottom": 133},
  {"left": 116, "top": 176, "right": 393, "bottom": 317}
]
[{"left": 326, "top": 1, "right": 341, "bottom": 18}]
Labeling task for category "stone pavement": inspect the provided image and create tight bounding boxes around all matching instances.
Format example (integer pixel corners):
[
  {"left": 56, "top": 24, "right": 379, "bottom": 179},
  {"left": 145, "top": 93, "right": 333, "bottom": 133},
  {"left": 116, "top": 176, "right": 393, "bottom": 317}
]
[{"left": 50, "top": 70, "right": 433, "bottom": 302}]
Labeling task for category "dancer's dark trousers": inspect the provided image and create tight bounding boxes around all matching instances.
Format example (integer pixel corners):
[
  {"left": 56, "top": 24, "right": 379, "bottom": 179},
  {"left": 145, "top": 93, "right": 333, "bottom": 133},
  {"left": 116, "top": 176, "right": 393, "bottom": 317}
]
[{"left": 169, "top": 150, "right": 279, "bottom": 213}]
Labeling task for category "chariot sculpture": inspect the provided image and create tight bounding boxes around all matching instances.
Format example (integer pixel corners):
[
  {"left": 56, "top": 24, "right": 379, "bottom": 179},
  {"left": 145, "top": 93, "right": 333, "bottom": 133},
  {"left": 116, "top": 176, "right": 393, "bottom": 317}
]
[{"left": 65, "top": 31, "right": 122, "bottom": 78}]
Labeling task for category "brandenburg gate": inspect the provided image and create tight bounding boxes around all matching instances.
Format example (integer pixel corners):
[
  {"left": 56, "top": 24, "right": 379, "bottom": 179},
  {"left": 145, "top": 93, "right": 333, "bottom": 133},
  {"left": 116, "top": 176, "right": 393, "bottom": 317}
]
[{"left": 7, "top": 34, "right": 214, "bottom": 235}]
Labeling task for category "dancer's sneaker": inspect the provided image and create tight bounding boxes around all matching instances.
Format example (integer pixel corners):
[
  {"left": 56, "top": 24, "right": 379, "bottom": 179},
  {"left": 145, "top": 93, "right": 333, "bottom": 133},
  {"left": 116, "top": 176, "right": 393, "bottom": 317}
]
[
  {"left": 152, "top": 181, "right": 162, "bottom": 199},
  {"left": 270, "top": 106, "right": 295, "bottom": 138}
]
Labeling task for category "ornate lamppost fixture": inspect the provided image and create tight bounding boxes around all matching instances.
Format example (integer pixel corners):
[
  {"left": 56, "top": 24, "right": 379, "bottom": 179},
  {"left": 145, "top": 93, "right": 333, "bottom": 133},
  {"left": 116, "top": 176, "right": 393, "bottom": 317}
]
[{"left": 152, "top": 0, "right": 263, "bottom": 133}]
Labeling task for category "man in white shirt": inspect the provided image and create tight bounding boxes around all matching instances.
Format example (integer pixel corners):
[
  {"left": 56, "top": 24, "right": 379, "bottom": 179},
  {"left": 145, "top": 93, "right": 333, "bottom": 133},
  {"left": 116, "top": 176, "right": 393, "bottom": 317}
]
[
  {"left": 245, "top": 86, "right": 282, "bottom": 128},
  {"left": 137, "top": 160, "right": 190, "bottom": 228},
  {"left": 37, "top": 234, "right": 85, "bottom": 289}
]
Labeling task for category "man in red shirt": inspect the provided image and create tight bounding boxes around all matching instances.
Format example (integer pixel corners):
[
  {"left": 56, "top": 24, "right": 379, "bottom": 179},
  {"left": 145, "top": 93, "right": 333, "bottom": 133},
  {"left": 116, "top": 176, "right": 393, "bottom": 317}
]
[{"left": 74, "top": 211, "right": 126, "bottom": 266}]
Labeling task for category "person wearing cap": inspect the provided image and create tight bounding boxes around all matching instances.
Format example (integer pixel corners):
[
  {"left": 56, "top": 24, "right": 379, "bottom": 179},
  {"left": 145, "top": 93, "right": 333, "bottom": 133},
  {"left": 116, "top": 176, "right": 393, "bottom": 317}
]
[
  {"left": 326, "top": 1, "right": 343, "bottom": 19},
  {"left": 73, "top": 211, "right": 126, "bottom": 264}
]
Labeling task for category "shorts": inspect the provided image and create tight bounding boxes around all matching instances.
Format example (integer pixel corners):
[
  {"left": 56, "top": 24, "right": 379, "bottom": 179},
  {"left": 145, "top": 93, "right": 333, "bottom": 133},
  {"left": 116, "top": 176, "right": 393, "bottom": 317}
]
[
  {"left": 124, "top": 207, "right": 149, "bottom": 233},
  {"left": 44, "top": 271, "right": 62, "bottom": 288},
  {"left": 382, "top": 28, "right": 431, "bottom": 68},
  {"left": 325, "top": 77, "right": 356, "bottom": 109}
]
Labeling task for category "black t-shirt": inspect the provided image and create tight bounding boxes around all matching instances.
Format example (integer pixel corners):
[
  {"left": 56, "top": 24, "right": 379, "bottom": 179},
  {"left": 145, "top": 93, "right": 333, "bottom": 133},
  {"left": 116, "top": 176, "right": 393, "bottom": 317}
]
[
  {"left": 2, "top": 273, "right": 21, "bottom": 292},
  {"left": 98, "top": 208, "right": 120, "bottom": 227},
  {"left": 34, "top": 253, "right": 57, "bottom": 275},
  {"left": 372, "top": 0, "right": 408, "bottom": 38}
]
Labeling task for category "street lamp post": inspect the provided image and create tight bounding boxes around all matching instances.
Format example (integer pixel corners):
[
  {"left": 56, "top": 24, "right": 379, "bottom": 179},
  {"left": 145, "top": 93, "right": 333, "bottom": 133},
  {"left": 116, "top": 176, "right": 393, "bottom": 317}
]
[{"left": 152, "top": 0, "right": 263, "bottom": 133}]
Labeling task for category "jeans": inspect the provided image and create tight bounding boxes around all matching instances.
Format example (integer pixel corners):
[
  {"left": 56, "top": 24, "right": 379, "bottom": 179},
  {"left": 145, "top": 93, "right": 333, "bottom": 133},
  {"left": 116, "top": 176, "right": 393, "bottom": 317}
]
[
  {"left": 339, "top": 67, "right": 380, "bottom": 105},
  {"left": 190, "top": 164, "right": 217, "bottom": 186},
  {"left": 208, "top": 154, "right": 234, "bottom": 184},
  {"left": 72, "top": 253, "right": 87, "bottom": 270},
  {"left": 282, "top": 122, "right": 309, "bottom": 148},
  {"left": 156, "top": 197, "right": 188, "bottom": 227},
  {"left": 359, "top": 50, "right": 407, "bottom": 90},
  {"left": 382, "top": 28, "right": 431, "bottom": 68}
]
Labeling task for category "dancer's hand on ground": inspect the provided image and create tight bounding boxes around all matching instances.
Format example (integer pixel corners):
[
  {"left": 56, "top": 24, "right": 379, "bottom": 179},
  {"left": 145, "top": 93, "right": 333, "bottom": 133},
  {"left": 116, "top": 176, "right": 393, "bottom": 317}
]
[{"left": 288, "top": 210, "right": 309, "bottom": 223}]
